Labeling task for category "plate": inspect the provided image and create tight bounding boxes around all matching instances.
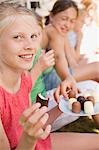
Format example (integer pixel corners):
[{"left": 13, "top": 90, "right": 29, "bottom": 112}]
[{"left": 59, "top": 98, "right": 99, "bottom": 116}]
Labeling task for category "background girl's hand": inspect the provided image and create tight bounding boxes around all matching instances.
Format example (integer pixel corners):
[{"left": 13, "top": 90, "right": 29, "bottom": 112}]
[
  {"left": 54, "top": 74, "right": 78, "bottom": 103},
  {"left": 20, "top": 103, "right": 51, "bottom": 140},
  {"left": 38, "top": 49, "right": 55, "bottom": 72}
]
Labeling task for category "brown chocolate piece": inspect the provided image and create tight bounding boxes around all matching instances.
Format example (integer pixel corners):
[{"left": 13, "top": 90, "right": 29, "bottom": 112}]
[
  {"left": 77, "top": 96, "right": 86, "bottom": 110},
  {"left": 36, "top": 93, "right": 49, "bottom": 107},
  {"left": 72, "top": 101, "right": 81, "bottom": 113},
  {"left": 68, "top": 90, "right": 76, "bottom": 98}
]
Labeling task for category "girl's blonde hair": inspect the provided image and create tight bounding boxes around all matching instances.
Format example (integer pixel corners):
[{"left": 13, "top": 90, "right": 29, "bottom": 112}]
[
  {"left": 81, "top": 0, "right": 92, "bottom": 9},
  {"left": 0, "top": 2, "right": 40, "bottom": 33}
]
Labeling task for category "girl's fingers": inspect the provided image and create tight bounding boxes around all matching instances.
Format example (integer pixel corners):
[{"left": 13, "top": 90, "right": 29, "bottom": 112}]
[
  {"left": 40, "top": 49, "right": 46, "bottom": 56},
  {"left": 49, "top": 58, "right": 55, "bottom": 66},
  {"left": 20, "top": 103, "right": 41, "bottom": 125},
  {"left": 46, "top": 53, "right": 55, "bottom": 60},
  {"left": 22, "top": 106, "right": 48, "bottom": 133},
  {"left": 26, "top": 113, "right": 49, "bottom": 136},
  {"left": 33, "top": 113, "right": 49, "bottom": 132},
  {"left": 71, "top": 84, "right": 78, "bottom": 95},
  {"left": 40, "top": 49, "right": 54, "bottom": 58},
  {"left": 39, "top": 52, "right": 55, "bottom": 67},
  {"left": 35, "top": 124, "right": 51, "bottom": 139},
  {"left": 27, "top": 106, "right": 48, "bottom": 125},
  {"left": 46, "top": 49, "right": 54, "bottom": 55},
  {"left": 54, "top": 85, "right": 61, "bottom": 103},
  {"left": 60, "top": 81, "right": 70, "bottom": 98},
  {"left": 40, "top": 124, "right": 51, "bottom": 139}
]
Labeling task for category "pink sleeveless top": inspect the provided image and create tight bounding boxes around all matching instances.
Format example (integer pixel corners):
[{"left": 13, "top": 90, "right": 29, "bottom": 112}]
[{"left": 0, "top": 73, "right": 51, "bottom": 150}]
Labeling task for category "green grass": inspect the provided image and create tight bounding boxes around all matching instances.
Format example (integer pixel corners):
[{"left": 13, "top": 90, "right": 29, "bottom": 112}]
[{"left": 58, "top": 116, "right": 99, "bottom": 133}]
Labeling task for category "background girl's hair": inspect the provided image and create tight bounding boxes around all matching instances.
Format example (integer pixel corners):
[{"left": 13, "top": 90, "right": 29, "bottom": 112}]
[
  {"left": 51, "top": 0, "right": 78, "bottom": 17},
  {"left": 81, "top": 0, "right": 92, "bottom": 9}
]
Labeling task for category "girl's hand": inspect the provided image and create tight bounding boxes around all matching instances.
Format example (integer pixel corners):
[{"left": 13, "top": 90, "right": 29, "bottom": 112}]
[
  {"left": 20, "top": 103, "right": 51, "bottom": 140},
  {"left": 38, "top": 49, "right": 55, "bottom": 72},
  {"left": 54, "top": 74, "right": 78, "bottom": 103}
]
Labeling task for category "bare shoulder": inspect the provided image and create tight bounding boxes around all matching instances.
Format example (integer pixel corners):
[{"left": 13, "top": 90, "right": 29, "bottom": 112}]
[
  {"left": 50, "top": 25, "right": 65, "bottom": 45},
  {"left": 42, "top": 26, "right": 49, "bottom": 49},
  {"left": 46, "top": 25, "right": 61, "bottom": 39},
  {"left": 42, "top": 24, "right": 58, "bottom": 49},
  {"left": 42, "top": 24, "right": 65, "bottom": 54}
]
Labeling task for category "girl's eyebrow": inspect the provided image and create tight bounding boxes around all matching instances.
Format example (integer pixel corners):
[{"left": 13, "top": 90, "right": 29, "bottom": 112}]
[
  {"left": 12, "top": 31, "right": 39, "bottom": 35},
  {"left": 61, "top": 15, "right": 77, "bottom": 20}
]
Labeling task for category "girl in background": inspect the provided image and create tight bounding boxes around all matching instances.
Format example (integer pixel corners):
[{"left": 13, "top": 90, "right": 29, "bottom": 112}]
[
  {"left": 42, "top": 0, "right": 78, "bottom": 93},
  {"left": 65, "top": 0, "right": 99, "bottom": 82}
]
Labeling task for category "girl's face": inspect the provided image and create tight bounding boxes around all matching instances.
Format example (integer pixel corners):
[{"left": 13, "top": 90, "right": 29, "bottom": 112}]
[
  {"left": 51, "top": 7, "right": 77, "bottom": 36},
  {"left": 0, "top": 16, "right": 42, "bottom": 71}
]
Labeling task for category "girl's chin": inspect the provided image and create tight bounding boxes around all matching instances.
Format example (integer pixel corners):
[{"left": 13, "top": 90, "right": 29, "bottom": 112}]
[
  {"left": 60, "top": 31, "right": 67, "bottom": 36},
  {"left": 58, "top": 29, "right": 67, "bottom": 35},
  {"left": 23, "top": 64, "right": 33, "bottom": 71}
]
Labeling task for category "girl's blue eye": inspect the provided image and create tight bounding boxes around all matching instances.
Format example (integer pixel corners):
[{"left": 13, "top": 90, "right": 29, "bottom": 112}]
[
  {"left": 31, "top": 34, "right": 38, "bottom": 39},
  {"left": 14, "top": 36, "right": 19, "bottom": 38},
  {"left": 13, "top": 35, "right": 22, "bottom": 39}
]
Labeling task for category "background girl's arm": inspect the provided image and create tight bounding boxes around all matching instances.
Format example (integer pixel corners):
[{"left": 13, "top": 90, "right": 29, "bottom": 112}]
[
  {"left": 65, "top": 35, "right": 78, "bottom": 68},
  {"left": 49, "top": 35, "right": 70, "bottom": 80},
  {"left": 48, "top": 34, "right": 77, "bottom": 100},
  {"left": 65, "top": 33, "right": 87, "bottom": 69},
  {"left": 75, "top": 30, "right": 83, "bottom": 60}
]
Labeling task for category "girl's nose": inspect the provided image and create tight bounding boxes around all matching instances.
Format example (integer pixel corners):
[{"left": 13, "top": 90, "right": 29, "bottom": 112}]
[
  {"left": 24, "top": 39, "right": 37, "bottom": 52},
  {"left": 66, "top": 20, "right": 71, "bottom": 27}
]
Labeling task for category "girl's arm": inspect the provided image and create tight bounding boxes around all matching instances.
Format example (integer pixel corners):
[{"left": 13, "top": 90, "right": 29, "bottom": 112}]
[
  {"left": 75, "top": 30, "right": 83, "bottom": 60},
  {"left": 49, "top": 34, "right": 70, "bottom": 80},
  {"left": 65, "top": 33, "right": 88, "bottom": 68},
  {"left": 0, "top": 118, "right": 10, "bottom": 150},
  {"left": 65, "top": 35, "right": 78, "bottom": 68},
  {"left": 48, "top": 34, "right": 77, "bottom": 100},
  {"left": 16, "top": 132, "right": 37, "bottom": 150},
  {"left": 0, "top": 117, "right": 36, "bottom": 150}
]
